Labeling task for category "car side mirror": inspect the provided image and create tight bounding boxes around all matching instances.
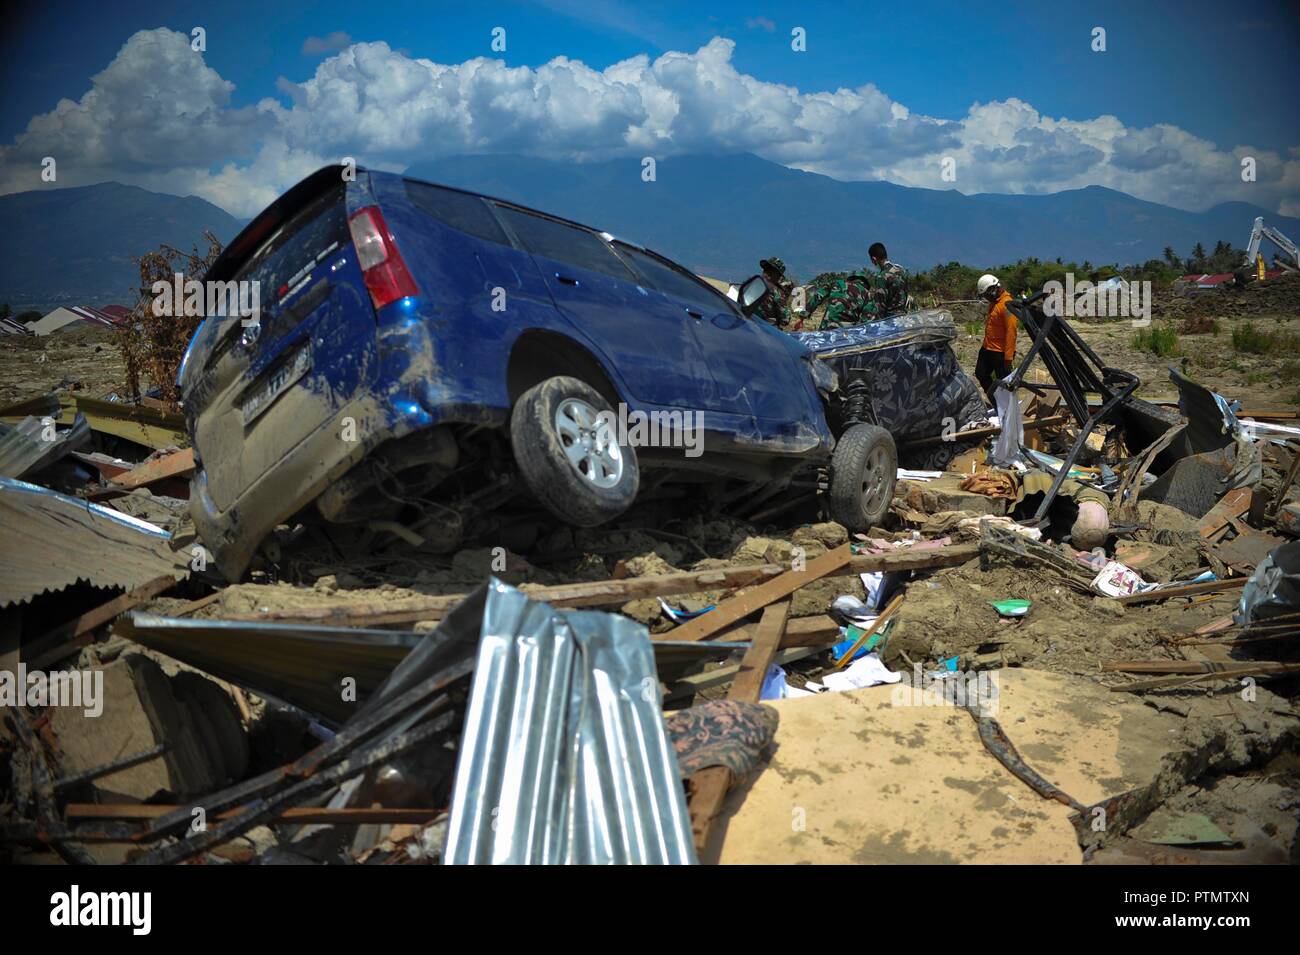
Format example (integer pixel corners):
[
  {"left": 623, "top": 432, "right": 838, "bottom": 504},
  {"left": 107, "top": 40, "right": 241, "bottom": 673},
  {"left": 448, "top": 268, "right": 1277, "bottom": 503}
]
[{"left": 738, "top": 274, "right": 771, "bottom": 316}]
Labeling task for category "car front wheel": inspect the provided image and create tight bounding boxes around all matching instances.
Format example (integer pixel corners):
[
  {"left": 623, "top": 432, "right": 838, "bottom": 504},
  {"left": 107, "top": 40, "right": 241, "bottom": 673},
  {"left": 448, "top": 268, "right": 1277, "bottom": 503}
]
[
  {"left": 828, "top": 423, "right": 897, "bottom": 531},
  {"left": 510, "top": 376, "right": 639, "bottom": 527}
]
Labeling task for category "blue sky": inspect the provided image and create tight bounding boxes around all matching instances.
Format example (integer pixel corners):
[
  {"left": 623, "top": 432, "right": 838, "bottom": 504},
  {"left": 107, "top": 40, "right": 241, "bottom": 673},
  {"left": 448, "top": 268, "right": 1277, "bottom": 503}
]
[{"left": 1, "top": 0, "right": 1297, "bottom": 216}]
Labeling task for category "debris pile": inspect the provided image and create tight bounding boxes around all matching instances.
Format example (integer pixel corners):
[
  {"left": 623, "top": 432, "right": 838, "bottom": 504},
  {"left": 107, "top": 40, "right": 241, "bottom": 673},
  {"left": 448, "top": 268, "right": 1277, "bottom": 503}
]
[
  {"left": 3, "top": 293, "right": 1300, "bottom": 867},
  {"left": 1156, "top": 270, "right": 1300, "bottom": 319}
]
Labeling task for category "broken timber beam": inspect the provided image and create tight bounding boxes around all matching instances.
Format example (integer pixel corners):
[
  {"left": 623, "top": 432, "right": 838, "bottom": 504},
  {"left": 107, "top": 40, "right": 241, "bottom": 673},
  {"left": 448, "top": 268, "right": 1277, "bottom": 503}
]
[
  {"left": 26, "top": 574, "right": 180, "bottom": 668},
  {"left": 242, "top": 543, "right": 979, "bottom": 628},
  {"left": 110, "top": 448, "right": 195, "bottom": 490},
  {"left": 723, "top": 614, "right": 841, "bottom": 648},
  {"left": 1114, "top": 576, "right": 1247, "bottom": 605},
  {"left": 661, "top": 544, "right": 853, "bottom": 643},
  {"left": 727, "top": 600, "right": 791, "bottom": 703},
  {"left": 687, "top": 600, "right": 791, "bottom": 859},
  {"left": 1196, "top": 487, "right": 1253, "bottom": 539},
  {"left": 663, "top": 647, "right": 821, "bottom": 701}
]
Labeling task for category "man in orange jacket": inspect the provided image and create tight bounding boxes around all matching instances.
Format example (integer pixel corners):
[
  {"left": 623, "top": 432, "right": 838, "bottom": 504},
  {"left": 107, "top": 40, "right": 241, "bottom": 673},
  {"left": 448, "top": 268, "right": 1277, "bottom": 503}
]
[{"left": 974, "top": 273, "right": 1017, "bottom": 403}]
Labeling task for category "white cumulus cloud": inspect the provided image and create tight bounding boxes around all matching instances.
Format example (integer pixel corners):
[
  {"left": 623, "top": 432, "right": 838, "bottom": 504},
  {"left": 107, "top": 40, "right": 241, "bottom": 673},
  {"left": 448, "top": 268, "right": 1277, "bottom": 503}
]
[{"left": 1, "top": 28, "right": 1295, "bottom": 220}]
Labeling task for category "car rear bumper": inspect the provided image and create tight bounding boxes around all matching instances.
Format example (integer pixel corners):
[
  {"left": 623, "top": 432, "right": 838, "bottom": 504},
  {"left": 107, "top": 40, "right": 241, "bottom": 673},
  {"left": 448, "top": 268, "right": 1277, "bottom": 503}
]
[{"left": 191, "top": 391, "right": 392, "bottom": 580}]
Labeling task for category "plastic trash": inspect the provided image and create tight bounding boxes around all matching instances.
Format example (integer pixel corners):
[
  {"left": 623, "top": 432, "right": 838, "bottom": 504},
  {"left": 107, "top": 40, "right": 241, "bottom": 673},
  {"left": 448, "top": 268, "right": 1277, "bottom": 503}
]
[{"left": 989, "top": 599, "right": 1031, "bottom": 617}]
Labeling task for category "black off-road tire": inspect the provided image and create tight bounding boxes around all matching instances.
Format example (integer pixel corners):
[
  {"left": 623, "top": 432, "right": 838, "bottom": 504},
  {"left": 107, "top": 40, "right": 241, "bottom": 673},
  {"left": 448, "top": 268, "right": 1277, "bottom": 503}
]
[
  {"left": 510, "top": 376, "right": 639, "bottom": 527},
  {"left": 828, "top": 423, "right": 897, "bottom": 531}
]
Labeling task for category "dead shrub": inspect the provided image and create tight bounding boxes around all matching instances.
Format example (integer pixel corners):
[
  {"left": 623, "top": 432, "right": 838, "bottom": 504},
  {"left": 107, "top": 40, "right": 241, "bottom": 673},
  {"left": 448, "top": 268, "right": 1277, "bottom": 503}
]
[{"left": 117, "top": 232, "right": 223, "bottom": 410}]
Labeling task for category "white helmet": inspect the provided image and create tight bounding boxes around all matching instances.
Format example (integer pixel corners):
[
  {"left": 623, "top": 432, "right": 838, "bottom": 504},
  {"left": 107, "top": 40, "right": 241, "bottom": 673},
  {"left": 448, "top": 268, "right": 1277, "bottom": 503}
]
[{"left": 977, "top": 273, "right": 1001, "bottom": 296}]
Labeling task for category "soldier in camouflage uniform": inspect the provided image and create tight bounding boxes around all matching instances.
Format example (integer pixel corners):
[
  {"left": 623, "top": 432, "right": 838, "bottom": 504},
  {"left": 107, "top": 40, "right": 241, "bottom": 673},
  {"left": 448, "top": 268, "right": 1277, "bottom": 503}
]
[
  {"left": 755, "top": 257, "right": 795, "bottom": 327},
  {"left": 868, "top": 242, "right": 914, "bottom": 317},
  {"left": 802, "top": 269, "right": 877, "bottom": 327}
]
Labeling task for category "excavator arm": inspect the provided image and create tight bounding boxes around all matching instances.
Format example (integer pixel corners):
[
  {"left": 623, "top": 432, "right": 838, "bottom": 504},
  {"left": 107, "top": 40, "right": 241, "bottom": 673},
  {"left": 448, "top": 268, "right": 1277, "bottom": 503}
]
[{"left": 1244, "top": 216, "right": 1300, "bottom": 271}]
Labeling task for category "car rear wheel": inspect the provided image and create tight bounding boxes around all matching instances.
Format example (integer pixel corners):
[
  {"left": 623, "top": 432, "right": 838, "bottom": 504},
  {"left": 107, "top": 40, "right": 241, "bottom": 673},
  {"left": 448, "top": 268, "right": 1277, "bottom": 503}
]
[
  {"left": 510, "top": 376, "right": 639, "bottom": 527},
  {"left": 828, "top": 423, "right": 897, "bottom": 531}
]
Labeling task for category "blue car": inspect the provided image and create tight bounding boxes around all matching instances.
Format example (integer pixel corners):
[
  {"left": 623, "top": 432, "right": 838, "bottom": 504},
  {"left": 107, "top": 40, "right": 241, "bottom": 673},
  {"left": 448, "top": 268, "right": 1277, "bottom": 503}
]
[{"left": 179, "top": 165, "right": 900, "bottom": 579}]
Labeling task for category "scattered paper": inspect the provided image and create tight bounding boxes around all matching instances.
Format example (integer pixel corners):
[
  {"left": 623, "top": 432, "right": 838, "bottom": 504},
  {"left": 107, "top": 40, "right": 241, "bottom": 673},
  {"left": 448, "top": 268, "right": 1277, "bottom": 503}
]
[{"left": 821, "top": 653, "right": 902, "bottom": 692}]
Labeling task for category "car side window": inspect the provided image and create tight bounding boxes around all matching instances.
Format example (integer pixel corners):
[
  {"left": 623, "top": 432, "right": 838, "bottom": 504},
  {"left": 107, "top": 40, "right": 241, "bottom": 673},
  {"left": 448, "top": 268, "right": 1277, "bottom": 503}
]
[
  {"left": 614, "top": 243, "right": 731, "bottom": 312},
  {"left": 495, "top": 206, "right": 637, "bottom": 282},
  {"left": 404, "top": 181, "right": 510, "bottom": 246}
]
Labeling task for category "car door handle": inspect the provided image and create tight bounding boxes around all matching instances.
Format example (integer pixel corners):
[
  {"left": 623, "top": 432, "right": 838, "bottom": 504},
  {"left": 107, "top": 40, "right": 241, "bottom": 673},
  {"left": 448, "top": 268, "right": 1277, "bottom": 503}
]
[
  {"left": 555, "top": 273, "right": 580, "bottom": 286},
  {"left": 685, "top": 308, "right": 703, "bottom": 319}
]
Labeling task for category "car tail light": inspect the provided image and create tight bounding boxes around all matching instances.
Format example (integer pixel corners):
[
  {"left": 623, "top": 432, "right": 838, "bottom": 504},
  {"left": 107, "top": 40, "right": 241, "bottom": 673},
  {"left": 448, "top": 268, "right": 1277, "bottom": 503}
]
[{"left": 348, "top": 206, "right": 419, "bottom": 309}]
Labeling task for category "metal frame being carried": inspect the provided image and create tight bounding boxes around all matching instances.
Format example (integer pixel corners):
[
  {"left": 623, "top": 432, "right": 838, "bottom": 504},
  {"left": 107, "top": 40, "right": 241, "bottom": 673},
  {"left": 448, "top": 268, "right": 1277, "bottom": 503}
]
[{"left": 1002, "top": 291, "right": 1140, "bottom": 523}]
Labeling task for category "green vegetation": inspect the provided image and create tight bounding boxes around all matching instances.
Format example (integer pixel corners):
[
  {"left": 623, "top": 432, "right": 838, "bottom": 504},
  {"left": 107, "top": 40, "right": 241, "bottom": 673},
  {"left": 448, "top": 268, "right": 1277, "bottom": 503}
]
[
  {"left": 1231, "top": 322, "right": 1300, "bottom": 355},
  {"left": 896, "top": 237, "right": 1246, "bottom": 303},
  {"left": 1131, "top": 326, "right": 1180, "bottom": 357}
]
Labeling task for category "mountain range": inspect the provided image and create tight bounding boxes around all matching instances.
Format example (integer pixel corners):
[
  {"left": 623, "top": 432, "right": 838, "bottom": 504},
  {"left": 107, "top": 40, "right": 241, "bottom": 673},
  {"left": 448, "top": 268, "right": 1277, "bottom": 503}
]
[
  {"left": 0, "top": 181, "right": 243, "bottom": 312},
  {"left": 405, "top": 153, "right": 1300, "bottom": 283},
  {"left": 3, "top": 153, "right": 1297, "bottom": 309}
]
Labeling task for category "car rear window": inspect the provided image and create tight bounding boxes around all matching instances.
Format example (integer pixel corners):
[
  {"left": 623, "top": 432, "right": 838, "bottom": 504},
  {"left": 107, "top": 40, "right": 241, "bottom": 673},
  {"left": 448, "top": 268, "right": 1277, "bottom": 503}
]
[
  {"left": 404, "top": 181, "right": 510, "bottom": 246},
  {"left": 235, "top": 184, "right": 348, "bottom": 302},
  {"left": 615, "top": 243, "right": 729, "bottom": 311},
  {"left": 495, "top": 206, "right": 636, "bottom": 283}
]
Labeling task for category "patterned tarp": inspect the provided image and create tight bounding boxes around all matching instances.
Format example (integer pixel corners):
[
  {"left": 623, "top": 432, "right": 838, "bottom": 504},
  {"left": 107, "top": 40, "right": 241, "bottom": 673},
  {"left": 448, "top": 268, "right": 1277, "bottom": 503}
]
[{"left": 795, "top": 309, "right": 987, "bottom": 444}]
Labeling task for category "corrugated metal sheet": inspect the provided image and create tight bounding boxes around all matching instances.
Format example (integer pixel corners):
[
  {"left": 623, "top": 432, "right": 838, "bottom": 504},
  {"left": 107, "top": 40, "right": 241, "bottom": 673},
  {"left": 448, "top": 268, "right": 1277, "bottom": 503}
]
[
  {"left": 0, "top": 475, "right": 189, "bottom": 607},
  {"left": 118, "top": 612, "right": 742, "bottom": 727},
  {"left": 0, "top": 412, "right": 90, "bottom": 478},
  {"left": 445, "top": 579, "right": 696, "bottom": 865},
  {"left": 120, "top": 613, "right": 422, "bottom": 724}
]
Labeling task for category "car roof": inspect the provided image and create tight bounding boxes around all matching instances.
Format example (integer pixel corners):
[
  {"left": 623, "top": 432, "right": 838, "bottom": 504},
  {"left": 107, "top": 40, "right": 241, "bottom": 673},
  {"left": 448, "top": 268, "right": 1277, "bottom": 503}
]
[{"left": 376, "top": 167, "right": 675, "bottom": 264}]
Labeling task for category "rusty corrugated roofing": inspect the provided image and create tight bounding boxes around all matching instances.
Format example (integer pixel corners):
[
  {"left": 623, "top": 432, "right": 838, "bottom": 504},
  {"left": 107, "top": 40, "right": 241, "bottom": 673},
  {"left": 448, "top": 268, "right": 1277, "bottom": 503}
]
[{"left": 0, "top": 476, "right": 190, "bottom": 607}]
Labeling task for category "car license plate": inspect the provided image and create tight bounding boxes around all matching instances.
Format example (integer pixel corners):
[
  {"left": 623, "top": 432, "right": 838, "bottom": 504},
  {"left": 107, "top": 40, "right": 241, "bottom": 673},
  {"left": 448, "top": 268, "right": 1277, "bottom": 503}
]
[{"left": 241, "top": 347, "right": 312, "bottom": 424}]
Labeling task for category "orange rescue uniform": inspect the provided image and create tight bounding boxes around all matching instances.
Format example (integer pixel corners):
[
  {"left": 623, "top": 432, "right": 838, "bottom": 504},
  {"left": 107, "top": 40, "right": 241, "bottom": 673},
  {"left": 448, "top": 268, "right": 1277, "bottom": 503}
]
[{"left": 982, "top": 289, "right": 1017, "bottom": 363}]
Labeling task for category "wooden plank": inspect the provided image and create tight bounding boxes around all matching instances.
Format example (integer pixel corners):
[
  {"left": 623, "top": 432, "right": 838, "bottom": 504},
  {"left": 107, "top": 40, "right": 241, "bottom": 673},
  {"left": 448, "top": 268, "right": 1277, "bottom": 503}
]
[
  {"left": 1239, "top": 408, "right": 1300, "bottom": 420},
  {"left": 688, "top": 767, "right": 731, "bottom": 857},
  {"left": 1111, "top": 662, "right": 1300, "bottom": 692},
  {"left": 1196, "top": 487, "right": 1253, "bottom": 539},
  {"left": 25, "top": 575, "right": 180, "bottom": 668},
  {"left": 690, "top": 600, "right": 790, "bottom": 859},
  {"left": 663, "top": 544, "right": 853, "bottom": 643},
  {"left": 727, "top": 601, "right": 791, "bottom": 704},
  {"left": 64, "top": 804, "right": 441, "bottom": 825},
  {"left": 110, "top": 448, "right": 195, "bottom": 490},
  {"left": 829, "top": 593, "right": 904, "bottom": 671},
  {"left": 1114, "top": 576, "right": 1247, "bottom": 605},
  {"left": 172, "top": 591, "right": 222, "bottom": 617},
  {"left": 245, "top": 543, "right": 980, "bottom": 628},
  {"left": 664, "top": 647, "right": 822, "bottom": 701},
  {"left": 73, "top": 395, "right": 188, "bottom": 450},
  {"left": 1270, "top": 444, "right": 1300, "bottom": 516},
  {"left": 722, "top": 614, "right": 841, "bottom": 648}
]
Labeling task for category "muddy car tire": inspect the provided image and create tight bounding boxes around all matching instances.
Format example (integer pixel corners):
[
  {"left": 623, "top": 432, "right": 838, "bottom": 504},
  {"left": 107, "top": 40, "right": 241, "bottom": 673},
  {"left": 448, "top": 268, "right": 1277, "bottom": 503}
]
[
  {"left": 511, "top": 376, "right": 639, "bottom": 527},
  {"left": 828, "top": 424, "right": 897, "bottom": 531}
]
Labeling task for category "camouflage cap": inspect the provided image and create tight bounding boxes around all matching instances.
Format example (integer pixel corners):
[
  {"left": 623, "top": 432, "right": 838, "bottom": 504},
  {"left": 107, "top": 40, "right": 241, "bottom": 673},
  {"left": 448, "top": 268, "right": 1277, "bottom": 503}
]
[{"left": 759, "top": 256, "right": 786, "bottom": 277}]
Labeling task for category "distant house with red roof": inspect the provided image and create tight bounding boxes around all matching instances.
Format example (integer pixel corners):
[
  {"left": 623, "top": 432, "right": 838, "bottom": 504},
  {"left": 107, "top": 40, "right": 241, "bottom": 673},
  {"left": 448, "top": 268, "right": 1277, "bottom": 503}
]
[{"left": 26, "top": 304, "right": 130, "bottom": 336}]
